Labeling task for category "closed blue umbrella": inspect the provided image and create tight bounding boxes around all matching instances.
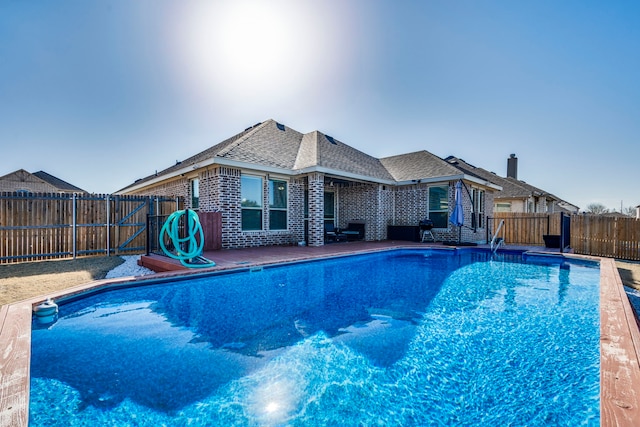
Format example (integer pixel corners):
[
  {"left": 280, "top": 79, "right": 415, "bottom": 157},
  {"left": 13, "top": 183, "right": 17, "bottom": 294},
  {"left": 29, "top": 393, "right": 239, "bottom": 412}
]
[
  {"left": 449, "top": 181, "right": 464, "bottom": 226},
  {"left": 449, "top": 180, "right": 464, "bottom": 242}
]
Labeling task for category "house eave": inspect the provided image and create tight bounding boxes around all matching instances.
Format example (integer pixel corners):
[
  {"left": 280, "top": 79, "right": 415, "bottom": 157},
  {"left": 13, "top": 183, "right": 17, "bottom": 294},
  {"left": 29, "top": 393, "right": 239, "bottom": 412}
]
[
  {"left": 396, "top": 174, "right": 502, "bottom": 192},
  {"left": 294, "top": 166, "right": 396, "bottom": 185},
  {"left": 117, "top": 160, "right": 503, "bottom": 195},
  {"left": 116, "top": 157, "right": 299, "bottom": 194}
]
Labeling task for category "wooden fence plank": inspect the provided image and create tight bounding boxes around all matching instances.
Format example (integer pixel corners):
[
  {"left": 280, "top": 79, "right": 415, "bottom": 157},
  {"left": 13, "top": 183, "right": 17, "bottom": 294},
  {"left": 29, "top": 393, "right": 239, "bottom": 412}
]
[
  {"left": 489, "top": 213, "right": 640, "bottom": 261},
  {"left": 0, "top": 192, "right": 179, "bottom": 264}
]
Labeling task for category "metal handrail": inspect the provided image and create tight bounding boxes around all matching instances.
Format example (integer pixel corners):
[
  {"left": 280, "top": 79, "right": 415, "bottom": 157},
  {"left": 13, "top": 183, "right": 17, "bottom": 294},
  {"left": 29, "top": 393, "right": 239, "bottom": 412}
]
[{"left": 490, "top": 219, "right": 505, "bottom": 253}]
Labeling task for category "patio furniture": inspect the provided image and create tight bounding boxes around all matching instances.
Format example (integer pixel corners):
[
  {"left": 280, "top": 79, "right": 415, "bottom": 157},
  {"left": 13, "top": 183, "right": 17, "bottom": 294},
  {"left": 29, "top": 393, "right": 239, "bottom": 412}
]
[
  {"left": 342, "top": 222, "right": 365, "bottom": 241},
  {"left": 543, "top": 234, "right": 560, "bottom": 248},
  {"left": 325, "top": 223, "right": 347, "bottom": 243},
  {"left": 387, "top": 225, "right": 421, "bottom": 241}
]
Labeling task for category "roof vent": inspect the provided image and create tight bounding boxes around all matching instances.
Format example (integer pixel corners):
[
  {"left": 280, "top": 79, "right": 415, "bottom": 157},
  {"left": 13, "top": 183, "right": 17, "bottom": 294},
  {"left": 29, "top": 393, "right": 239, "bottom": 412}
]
[
  {"left": 276, "top": 122, "right": 285, "bottom": 131},
  {"left": 326, "top": 135, "right": 337, "bottom": 145}
]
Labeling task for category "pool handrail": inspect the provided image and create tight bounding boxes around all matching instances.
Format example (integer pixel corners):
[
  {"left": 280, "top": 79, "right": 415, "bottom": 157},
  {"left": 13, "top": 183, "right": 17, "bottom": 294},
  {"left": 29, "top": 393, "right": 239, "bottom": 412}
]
[{"left": 490, "top": 219, "right": 505, "bottom": 253}]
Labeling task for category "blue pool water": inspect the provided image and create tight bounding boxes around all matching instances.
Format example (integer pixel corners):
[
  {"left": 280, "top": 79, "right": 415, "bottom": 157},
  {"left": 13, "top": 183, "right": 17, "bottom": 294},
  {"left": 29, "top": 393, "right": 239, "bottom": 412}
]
[{"left": 30, "top": 249, "right": 600, "bottom": 426}]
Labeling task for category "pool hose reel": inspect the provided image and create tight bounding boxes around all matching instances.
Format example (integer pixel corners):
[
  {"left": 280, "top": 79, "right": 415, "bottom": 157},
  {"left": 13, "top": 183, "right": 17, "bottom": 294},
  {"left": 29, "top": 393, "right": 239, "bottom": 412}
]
[{"left": 159, "top": 209, "right": 216, "bottom": 268}]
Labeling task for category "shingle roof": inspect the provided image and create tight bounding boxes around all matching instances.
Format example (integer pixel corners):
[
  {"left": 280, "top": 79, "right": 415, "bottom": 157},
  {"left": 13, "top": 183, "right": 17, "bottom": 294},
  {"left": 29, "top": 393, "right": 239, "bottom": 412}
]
[
  {"left": 216, "top": 120, "right": 304, "bottom": 169},
  {"left": 32, "top": 171, "right": 86, "bottom": 192},
  {"left": 381, "top": 151, "right": 465, "bottom": 182},
  {"left": 122, "top": 120, "right": 487, "bottom": 192},
  {"left": 444, "top": 156, "right": 561, "bottom": 201},
  {"left": 125, "top": 120, "right": 399, "bottom": 190},
  {"left": 313, "top": 131, "right": 394, "bottom": 180}
]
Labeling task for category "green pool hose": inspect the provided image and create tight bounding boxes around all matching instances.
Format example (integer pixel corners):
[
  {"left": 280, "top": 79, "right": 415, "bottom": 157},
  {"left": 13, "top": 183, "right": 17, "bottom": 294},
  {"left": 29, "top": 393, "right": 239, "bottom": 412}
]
[{"left": 159, "top": 209, "right": 216, "bottom": 268}]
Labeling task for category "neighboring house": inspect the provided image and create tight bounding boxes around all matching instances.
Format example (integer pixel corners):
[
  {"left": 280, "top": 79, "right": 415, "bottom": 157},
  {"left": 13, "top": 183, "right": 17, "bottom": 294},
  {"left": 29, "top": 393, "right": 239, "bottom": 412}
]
[
  {"left": 117, "top": 119, "right": 500, "bottom": 248},
  {"left": 445, "top": 155, "right": 579, "bottom": 214},
  {"left": 0, "top": 169, "right": 86, "bottom": 194}
]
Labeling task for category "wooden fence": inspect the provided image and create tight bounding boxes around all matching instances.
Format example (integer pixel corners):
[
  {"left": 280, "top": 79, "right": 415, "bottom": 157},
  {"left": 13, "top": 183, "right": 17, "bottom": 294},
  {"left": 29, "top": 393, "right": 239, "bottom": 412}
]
[
  {"left": 489, "top": 212, "right": 640, "bottom": 261},
  {"left": 488, "top": 213, "right": 561, "bottom": 246},
  {"left": 0, "top": 192, "right": 180, "bottom": 264},
  {"left": 572, "top": 215, "right": 640, "bottom": 261}
]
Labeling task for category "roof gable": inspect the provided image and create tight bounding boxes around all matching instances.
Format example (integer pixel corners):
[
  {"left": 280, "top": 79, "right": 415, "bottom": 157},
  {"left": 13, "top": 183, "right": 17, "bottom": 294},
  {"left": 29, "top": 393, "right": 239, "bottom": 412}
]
[
  {"left": 380, "top": 151, "right": 462, "bottom": 182},
  {"left": 32, "top": 171, "right": 86, "bottom": 192},
  {"left": 314, "top": 131, "right": 394, "bottom": 180},
  {"left": 217, "top": 120, "right": 304, "bottom": 169},
  {"left": 0, "top": 169, "right": 85, "bottom": 193},
  {"left": 122, "top": 120, "right": 505, "bottom": 192}
]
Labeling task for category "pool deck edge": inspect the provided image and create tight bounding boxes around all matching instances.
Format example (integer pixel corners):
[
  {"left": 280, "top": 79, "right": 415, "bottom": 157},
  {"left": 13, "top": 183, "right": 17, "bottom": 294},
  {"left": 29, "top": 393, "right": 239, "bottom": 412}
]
[
  {"left": 600, "top": 257, "right": 640, "bottom": 426},
  {"left": 0, "top": 302, "right": 31, "bottom": 427}
]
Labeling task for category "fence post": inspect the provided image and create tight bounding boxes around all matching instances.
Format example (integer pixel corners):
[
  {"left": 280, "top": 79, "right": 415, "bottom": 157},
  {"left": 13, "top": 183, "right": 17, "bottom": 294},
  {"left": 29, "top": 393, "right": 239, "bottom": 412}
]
[
  {"left": 146, "top": 212, "right": 151, "bottom": 256},
  {"left": 547, "top": 215, "right": 550, "bottom": 235},
  {"left": 106, "top": 194, "right": 111, "bottom": 256},
  {"left": 72, "top": 193, "right": 77, "bottom": 259},
  {"left": 560, "top": 212, "right": 564, "bottom": 254}
]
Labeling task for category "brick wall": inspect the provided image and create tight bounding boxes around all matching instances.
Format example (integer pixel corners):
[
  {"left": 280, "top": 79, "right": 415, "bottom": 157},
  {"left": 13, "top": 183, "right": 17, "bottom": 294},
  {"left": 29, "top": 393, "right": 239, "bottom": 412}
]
[
  {"left": 0, "top": 173, "right": 62, "bottom": 193},
  {"left": 338, "top": 183, "right": 394, "bottom": 240},
  {"left": 126, "top": 170, "right": 495, "bottom": 248},
  {"left": 289, "top": 177, "right": 306, "bottom": 244},
  {"left": 389, "top": 181, "right": 492, "bottom": 243},
  {"left": 307, "top": 173, "right": 324, "bottom": 247},
  {"left": 129, "top": 177, "right": 188, "bottom": 200},
  {"left": 393, "top": 184, "right": 430, "bottom": 226}
]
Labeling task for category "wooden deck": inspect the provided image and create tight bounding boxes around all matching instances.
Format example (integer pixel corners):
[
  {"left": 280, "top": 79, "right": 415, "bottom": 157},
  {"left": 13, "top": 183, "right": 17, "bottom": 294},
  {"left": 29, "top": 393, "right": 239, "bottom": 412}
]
[{"left": 2, "top": 242, "right": 640, "bottom": 426}]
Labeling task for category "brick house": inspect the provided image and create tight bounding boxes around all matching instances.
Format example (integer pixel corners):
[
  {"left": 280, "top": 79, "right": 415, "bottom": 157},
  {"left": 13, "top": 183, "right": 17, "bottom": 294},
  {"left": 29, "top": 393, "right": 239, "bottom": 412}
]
[
  {"left": 117, "top": 120, "right": 501, "bottom": 248},
  {"left": 0, "top": 169, "right": 86, "bottom": 194},
  {"left": 446, "top": 155, "right": 579, "bottom": 214}
]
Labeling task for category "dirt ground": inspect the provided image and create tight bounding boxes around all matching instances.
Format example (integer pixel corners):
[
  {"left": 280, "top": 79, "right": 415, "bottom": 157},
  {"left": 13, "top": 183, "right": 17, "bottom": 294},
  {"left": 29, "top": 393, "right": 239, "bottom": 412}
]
[
  {"left": 1, "top": 256, "right": 640, "bottom": 307},
  {"left": 0, "top": 256, "right": 124, "bottom": 306},
  {"left": 616, "top": 260, "right": 640, "bottom": 290}
]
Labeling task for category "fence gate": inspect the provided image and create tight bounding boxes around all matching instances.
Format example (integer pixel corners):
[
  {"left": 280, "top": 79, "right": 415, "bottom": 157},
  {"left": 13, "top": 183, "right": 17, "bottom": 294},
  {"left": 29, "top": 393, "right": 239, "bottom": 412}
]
[
  {"left": 0, "top": 192, "right": 180, "bottom": 264},
  {"left": 111, "top": 196, "right": 167, "bottom": 255}
]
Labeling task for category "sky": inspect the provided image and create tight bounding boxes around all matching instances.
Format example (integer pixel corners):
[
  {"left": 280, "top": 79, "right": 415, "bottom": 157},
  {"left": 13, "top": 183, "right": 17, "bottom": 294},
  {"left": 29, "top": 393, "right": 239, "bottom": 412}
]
[{"left": 1, "top": 0, "right": 639, "bottom": 212}]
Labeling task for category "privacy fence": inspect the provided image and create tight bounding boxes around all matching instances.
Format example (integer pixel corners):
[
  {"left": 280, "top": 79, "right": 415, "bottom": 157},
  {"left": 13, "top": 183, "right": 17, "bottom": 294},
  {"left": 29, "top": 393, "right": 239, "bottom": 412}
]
[
  {"left": 0, "top": 192, "right": 180, "bottom": 264},
  {"left": 489, "top": 212, "right": 640, "bottom": 261},
  {"left": 2, "top": 196, "right": 640, "bottom": 263}
]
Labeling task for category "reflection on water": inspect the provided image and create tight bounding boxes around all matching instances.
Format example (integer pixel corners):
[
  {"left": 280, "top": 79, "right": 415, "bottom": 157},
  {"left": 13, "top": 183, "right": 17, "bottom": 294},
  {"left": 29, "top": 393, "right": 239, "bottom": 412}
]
[
  {"left": 32, "top": 251, "right": 453, "bottom": 412},
  {"left": 30, "top": 249, "right": 599, "bottom": 426}
]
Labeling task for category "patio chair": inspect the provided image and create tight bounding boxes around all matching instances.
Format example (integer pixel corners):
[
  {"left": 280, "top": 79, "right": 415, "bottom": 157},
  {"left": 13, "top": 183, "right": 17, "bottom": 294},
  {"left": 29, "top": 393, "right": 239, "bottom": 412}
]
[
  {"left": 342, "top": 222, "right": 365, "bottom": 241},
  {"left": 325, "top": 223, "right": 346, "bottom": 243}
]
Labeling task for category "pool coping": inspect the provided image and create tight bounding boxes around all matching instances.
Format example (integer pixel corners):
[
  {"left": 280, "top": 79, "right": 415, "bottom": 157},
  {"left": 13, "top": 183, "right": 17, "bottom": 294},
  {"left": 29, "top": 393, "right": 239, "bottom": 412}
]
[{"left": 1, "top": 247, "right": 640, "bottom": 426}]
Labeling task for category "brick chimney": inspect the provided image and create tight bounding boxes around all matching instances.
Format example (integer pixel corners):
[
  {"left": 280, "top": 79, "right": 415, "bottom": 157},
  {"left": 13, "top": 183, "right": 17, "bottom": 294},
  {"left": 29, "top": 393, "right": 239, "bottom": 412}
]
[{"left": 507, "top": 154, "right": 518, "bottom": 179}]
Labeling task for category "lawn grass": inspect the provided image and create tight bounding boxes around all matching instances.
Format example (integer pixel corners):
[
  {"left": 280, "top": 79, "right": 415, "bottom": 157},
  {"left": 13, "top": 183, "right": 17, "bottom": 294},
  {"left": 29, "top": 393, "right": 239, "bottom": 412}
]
[{"left": 0, "top": 256, "right": 125, "bottom": 306}]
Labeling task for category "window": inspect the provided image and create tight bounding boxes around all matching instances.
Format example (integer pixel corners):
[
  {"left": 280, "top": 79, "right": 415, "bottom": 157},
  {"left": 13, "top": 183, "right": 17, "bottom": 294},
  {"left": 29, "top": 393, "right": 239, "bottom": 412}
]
[
  {"left": 190, "top": 178, "right": 199, "bottom": 209},
  {"left": 496, "top": 202, "right": 511, "bottom": 212},
  {"left": 473, "top": 188, "right": 485, "bottom": 228},
  {"left": 269, "top": 179, "right": 287, "bottom": 230},
  {"left": 241, "top": 175, "right": 263, "bottom": 230},
  {"left": 428, "top": 185, "right": 449, "bottom": 228}
]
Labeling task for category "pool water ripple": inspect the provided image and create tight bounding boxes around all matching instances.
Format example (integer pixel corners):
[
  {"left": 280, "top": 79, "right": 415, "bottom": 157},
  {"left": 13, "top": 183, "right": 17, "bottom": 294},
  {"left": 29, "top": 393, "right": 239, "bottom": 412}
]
[{"left": 29, "top": 250, "right": 600, "bottom": 426}]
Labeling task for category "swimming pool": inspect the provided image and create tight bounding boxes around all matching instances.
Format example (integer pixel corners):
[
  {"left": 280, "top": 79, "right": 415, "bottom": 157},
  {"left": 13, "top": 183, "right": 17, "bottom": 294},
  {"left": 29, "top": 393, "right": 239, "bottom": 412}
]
[{"left": 29, "top": 249, "right": 601, "bottom": 426}]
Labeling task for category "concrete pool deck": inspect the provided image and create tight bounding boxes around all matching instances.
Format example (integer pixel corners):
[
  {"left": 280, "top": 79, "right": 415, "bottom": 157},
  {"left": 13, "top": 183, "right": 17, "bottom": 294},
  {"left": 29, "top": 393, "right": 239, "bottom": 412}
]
[{"left": 1, "top": 241, "right": 640, "bottom": 426}]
